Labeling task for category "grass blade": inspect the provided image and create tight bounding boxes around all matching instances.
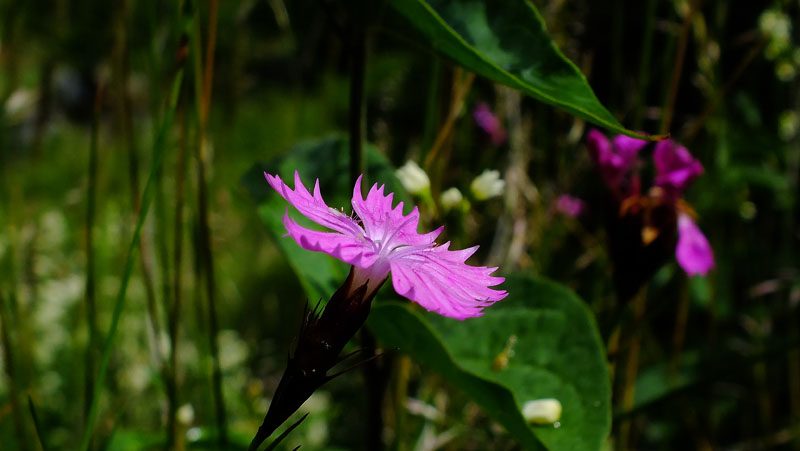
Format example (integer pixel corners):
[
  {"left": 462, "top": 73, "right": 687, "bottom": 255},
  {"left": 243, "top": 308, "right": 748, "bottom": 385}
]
[
  {"left": 27, "top": 395, "right": 46, "bottom": 451},
  {"left": 79, "top": 68, "right": 185, "bottom": 451}
]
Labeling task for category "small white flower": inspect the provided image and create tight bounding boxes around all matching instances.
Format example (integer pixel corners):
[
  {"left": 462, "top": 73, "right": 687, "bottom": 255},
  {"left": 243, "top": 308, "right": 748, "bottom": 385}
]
[
  {"left": 759, "top": 10, "right": 791, "bottom": 42},
  {"left": 177, "top": 403, "right": 195, "bottom": 425},
  {"left": 776, "top": 60, "right": 796, "bottom": 81},
  {"left": 522, "top": 398, "right": 562, "bottom": 424},
  {"left": 440, "top": 187, "right": 464, "bottom": 212},
  {"left": 470, "top": 169, "right": 506, "bottom": 200},
  {"left": 759, "top": 10, "right": 792, "bottom": 59},
  {"left": 218, "top": 330, "right": 248, "bottom": 371},
  {"left": 186, "top": 427, "right": 203, "bottom": 442},
  {"left": 396, "top": 160, "right": 430, "bottom": 195},
  {"left": 779, "top": 110, "right": 799, "bottom": 141},
  {"left": 4, "top": 89, "right": 37, "bottom": 121}
]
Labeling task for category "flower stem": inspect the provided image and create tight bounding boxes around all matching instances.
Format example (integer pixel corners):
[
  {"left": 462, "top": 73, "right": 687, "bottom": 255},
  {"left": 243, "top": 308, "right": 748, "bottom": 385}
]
[
  {"left": 166, "top": 93, "right": 189, "bottom": 451},
  {"left": 681, "top": 37, "right": 766, "bottom": 140},
  {"left": 189, "top": 0, "right": 227, "bottom": 444},
  {"left": 114, "top": 0, "right": 166, "bottom": 390},
  {"left": 0, "top": 292, "right": 29, "bottom": 450},
  {"left": 250, "top": 269, "right": 382, "bottom": 450},
  {"left": 83, "top": 82, "right": 101, "bottom": 428},
  {"left": 78, "top": 61, "right": 184, "bottom": 451},
  {"left": 349, "top": 27, "right": 367, "bottom": 186},
  {"left": 660, "top": 0, "right": 699, "bottom": 134},
  {"left": 632, "top": 0, "right": 657, "bottom": 130},
  {"left": 617, "top": 287, "right": 647, "bottom": 450},
  {"left": 669, "top": 278, "right": 690, "bottom": 380}
]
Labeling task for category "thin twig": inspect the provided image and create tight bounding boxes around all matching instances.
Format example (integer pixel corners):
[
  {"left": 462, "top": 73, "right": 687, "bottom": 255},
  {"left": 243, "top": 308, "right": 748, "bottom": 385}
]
[
  {"left": 617, "top": 287, "right": 648, "bottom": 450},
  {"left": 423, "top": 69, "right": 476, "bottom": 172},
  {"left": 660, "top": 0, "right": 701, "bottom": 134},
  {"left": 669, "top": 278, "right": 690, "bottom": 380},
  {"left": 681, "top": 37, "right": 767, "bottom": 140}
]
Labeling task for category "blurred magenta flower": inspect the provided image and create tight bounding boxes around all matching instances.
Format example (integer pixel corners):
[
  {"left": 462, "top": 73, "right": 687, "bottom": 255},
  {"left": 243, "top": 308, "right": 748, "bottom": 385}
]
[
  {"left": 473, "top": 102, "right": 507, "bottom": 146},
  {"left": 586, "top": 130, "right": 715, "bottom": 285},
  {"left": 676, "top": 213, "right": 715, "bottom": 276},
  {"left": 265, "top": 171, "right": 507, "bottom": 319},
  {"left": 555, "top": 194, "right": 586, "bottom": 218},
  {"left": 586, "top": 129, "right": 647, "bottom": 194},
  {"left": 653, "top": 140, "right": 704, "bottom": 198}
]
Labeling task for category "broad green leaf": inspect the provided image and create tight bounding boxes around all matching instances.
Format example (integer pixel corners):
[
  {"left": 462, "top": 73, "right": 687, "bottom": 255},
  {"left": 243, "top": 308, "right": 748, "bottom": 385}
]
[
  {"left": 247, "top": 135, "right": 410, "bottom": 302},
  {"left": 368, "top": 274, "right": 611, "bottom": 450},
  {"left": 387, "top": 0, "right": 655, "bottom": 139}
]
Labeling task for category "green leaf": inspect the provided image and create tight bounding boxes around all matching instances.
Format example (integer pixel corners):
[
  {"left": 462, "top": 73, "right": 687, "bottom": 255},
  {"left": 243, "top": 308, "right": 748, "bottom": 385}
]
[
  {"left": 368, "top": 274, "right": 611, "bottom": 450},
  {"left": 248, "top": 135, "right": 410, "bottom": 302},
  {"left": 386, "top": 0, "right": 656, "bottom": 139}
]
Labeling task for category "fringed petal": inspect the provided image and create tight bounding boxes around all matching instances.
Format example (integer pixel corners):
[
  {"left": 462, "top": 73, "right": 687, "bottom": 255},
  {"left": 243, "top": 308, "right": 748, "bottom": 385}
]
[
  {"left": 351, "top": 176, "right": 439, "bottom": 247},
  {"left": 283, "top": 213, "right": 379, "bottom": 269},
  {"left": 389, "top": 243, "right": 507, "bottom": 320},
  {"left": 265, "top": 172, "right": 365, "bottom": 237}
]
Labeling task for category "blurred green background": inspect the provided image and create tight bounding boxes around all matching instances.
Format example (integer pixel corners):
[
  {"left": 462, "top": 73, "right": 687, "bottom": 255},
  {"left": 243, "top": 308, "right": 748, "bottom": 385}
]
[{"left": 0, "top": 0, "right": 799, "bottom": 449}]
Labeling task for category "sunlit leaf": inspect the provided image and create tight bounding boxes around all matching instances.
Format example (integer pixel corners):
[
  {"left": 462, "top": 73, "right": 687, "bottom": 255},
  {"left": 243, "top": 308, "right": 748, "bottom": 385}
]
[
  {"left": 368, "top": 274, "right": 611, "bottom": 450},
  {"left": 386, "top": 0, "right": 656, "bottom": 139}
]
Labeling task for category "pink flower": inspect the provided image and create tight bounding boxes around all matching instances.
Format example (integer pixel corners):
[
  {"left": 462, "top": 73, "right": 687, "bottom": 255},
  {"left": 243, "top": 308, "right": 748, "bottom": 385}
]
[
  {"left": 555, "top": 194, "right": 586, "bottom": 218},
  {"left": 654, "top": 140, "right": 704, "bottom": 197},
  {"left": 586, "top": 129, "right": 648, "bottom": 193},
  {"left": 676, "top": 213, "right": 715, "bottom": 276},
  {"left": 474, "top": 103, "right": 507, "bottom": 146},
  {"left": 265, "top": 171, "right": 507, "bottom": 319}
]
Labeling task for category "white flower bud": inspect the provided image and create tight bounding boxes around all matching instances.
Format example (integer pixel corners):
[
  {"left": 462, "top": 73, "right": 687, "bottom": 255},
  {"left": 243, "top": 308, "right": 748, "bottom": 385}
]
[
  {"left": 522, "top": 398, "right": 562, "bottom": 424},
  {"left": 440, "top": 187, "right": 464, "bottom": 212},
  {"left": 779, "top": 110, "right": 799, "bottom": 141},
  {"left": 470, "top": 169, "right": 506, "bottom": 201},
  {"left": 396, "top": 161, "right": 430, "bottom": 195},
  {"left": 177, "top": 403, "right": 195, "bottom": 425},
  {"left": 760, "top": 10, "right": 792, "bottom": 59}
]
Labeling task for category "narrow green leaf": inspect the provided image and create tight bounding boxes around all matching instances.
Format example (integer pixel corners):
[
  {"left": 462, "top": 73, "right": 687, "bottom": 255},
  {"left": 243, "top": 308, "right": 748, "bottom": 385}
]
[
  {"left": 368, "top": 274, "right": 611, "bottom": 450},
  {"left": 387, "top": 0, "right": 659, "bottom": 140},
  {"left": 79, "top": 69, "right": 184, "bottom": 451}
]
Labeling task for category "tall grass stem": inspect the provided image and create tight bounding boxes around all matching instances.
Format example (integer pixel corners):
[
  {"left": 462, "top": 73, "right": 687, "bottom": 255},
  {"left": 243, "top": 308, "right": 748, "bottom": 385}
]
[
  {"left": 189, "top": 0, "right": 227, "bottom": 444},
  {"left": 78, "top": 68, "right": 184, "bottom": 451}
]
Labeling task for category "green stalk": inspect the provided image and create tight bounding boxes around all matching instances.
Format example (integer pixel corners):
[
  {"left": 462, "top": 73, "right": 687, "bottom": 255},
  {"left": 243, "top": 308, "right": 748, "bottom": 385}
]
[
  {"left": 349, "top": 28, "right": 367, "bottom": 185},
  {"left": 79, "top": 68, "right": 184, "bottom": 451},
  {"left": 0, "top": 292, "right": 29, "bottom": 450},
  {"left": 166, "top": 95, "right": 189, "bottom": 451},
  {"left": 28, "top": 395, "right": 47, "bottom": 451},
  {"left": 632, "top": 0, "right": 657, "bottom": 129},
  {"left": 660, "top": 0, "right": 699, "bottom": 134},
  {"left": 617, "top": 286, "right": 648, "bottom": 450},
  {"left": 669, "top": 278, "right": 690, "bottom": 381},
  {"left": 82, "top": 83, "right": 101, "bottom": 427},
  {"left": 346, "top": 26, "right": 386, "bottom": 450},
  {"left": 113, "top": 0, "right": 165, "bottom": 372},
  {"left": 189, "top": 0, "right": 227, "bottom": 444}
]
